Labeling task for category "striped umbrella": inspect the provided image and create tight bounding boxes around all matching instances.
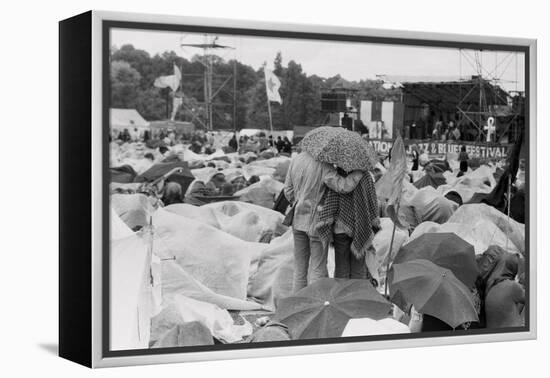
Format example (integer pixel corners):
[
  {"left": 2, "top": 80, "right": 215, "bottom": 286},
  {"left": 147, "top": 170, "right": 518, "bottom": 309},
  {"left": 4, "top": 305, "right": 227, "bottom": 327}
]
[{"left": 299, "top": 126, "right": 378, "bottom": 172}]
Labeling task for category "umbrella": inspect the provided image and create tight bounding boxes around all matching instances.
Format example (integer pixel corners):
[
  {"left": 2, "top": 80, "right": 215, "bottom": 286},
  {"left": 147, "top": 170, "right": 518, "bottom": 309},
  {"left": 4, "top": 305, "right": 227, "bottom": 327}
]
[
  {"left": 389, "top": 259, "right": 478, "bottom": 329},
  {"left": 424, "top": 159, "right": 451, "bottom": 173},
  {"left": 273, "top": 278, "right": 392, "bottom": 340},
  {"left": 393, "top": 233, "right": 478, "bottom": 288},
  {"left": 110, "top": 164, "right": 138, "bottom": 183},
  {"left": 300, "top": 126, "right": 378, "bottom": 172},
  {"left": 134, "top": 161, "right": 195, "bottom": 194},
  {"left": 413, "top": 172, "right": 447, "bottom": 189}
]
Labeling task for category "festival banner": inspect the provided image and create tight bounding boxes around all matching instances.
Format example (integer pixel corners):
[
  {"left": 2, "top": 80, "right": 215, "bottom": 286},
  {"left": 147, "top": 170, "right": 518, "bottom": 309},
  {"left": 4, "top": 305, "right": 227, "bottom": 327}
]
[{"left": 367, "top": 139, "right": 512, "bottom": 159}]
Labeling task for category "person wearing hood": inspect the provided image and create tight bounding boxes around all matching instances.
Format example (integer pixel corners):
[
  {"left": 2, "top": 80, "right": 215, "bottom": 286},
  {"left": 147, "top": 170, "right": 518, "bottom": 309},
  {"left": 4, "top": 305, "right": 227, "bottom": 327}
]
[{"left": 476, "top": 246, "right": 525, "bottom": 329}]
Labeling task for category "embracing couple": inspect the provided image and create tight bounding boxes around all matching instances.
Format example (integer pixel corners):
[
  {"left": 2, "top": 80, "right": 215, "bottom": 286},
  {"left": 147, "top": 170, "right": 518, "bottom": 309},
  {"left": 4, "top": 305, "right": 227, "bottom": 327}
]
[{"left": 284, "top": 151, "right": 380, "bottom": 292}]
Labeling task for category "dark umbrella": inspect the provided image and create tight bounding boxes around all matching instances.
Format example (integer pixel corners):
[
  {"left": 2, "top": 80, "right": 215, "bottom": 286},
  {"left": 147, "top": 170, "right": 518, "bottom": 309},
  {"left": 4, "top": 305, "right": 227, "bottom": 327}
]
[
  {"left": 110, "top": 164, "right": 137, "bottom": 183},
  {"left": 299, "top": 126, "right": 378, "bottom": 172},
  {"left": 389, "top": 259, "right": 478, "bottom": 329},
  {"left": 273, "top": 278, "right": 392, "bottom": 340},
  {"left": 134, "top": 161, "right": 195, "bottom": 194},
  {"left": 393, "top": 233, "right": 478, "bottom": 288},
  {"left": 413, "top": 172, "right": 447, "bottom": 189}
]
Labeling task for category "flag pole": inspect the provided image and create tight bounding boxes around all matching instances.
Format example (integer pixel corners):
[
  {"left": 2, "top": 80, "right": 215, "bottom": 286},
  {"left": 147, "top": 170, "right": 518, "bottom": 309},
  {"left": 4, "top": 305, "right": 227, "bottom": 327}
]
[
  {"left": 384, "top": 200, "right": 400, "bottom": 298},
  {"left": 264, "top": 63, "right": 274, "bottom": 135},
  {"left": 267, "top": 95, "right": 274, "bottom": 135},
  {"left": 505, "top": 174, "right": 512, "bottom": 251}
]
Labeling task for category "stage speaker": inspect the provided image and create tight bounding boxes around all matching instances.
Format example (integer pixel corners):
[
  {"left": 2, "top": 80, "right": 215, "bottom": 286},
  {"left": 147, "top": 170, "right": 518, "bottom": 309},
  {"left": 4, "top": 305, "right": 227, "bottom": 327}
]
[{"left": 321, "top": 92, "right": 347, "bottom": 112}]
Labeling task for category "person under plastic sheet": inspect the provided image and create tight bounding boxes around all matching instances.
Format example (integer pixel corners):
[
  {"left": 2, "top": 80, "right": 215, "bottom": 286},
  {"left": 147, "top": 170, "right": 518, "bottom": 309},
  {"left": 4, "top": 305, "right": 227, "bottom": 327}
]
[{"left": 476, "top": 246, "right": 525, "bottom": 329}]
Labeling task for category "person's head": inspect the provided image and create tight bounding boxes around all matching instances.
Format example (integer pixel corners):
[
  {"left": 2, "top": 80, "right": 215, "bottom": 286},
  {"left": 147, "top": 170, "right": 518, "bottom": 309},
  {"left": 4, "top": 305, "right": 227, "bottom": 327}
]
[
  {"left": 210, "top": 172, "right": 226, "bottom": 188},
  {"left": 158, "top": 145, "right": 169, "bottom": 155},
  {"left": 231, "top": 175, "right": 247, "bottom": 186},
  {"left": 162, "top": 182, "right": 183, "bottom": 206},
  {"left": 221, "top": 183, "right": 235, "bottom": 196},
  {"left": 284, "top": 137, "right": 289, "bottom": 142},
  {"left": 144, "top": 152, "right": 155, "bottom": 162},
  {"left": 248, "top": 175, "right": 260, "bottom": 185},
  {"left": 277, "top": 136, "right": 282, "bottom": 140},
  {"left": 444, "top": 191, "right": 463, "bottom": 206}
]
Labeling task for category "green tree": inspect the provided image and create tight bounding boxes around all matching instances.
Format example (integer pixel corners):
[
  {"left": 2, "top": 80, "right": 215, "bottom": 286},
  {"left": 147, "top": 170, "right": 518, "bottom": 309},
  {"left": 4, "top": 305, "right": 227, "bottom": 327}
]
[{"left": 110, "top": 60, "right": 141, "bottom": 108}]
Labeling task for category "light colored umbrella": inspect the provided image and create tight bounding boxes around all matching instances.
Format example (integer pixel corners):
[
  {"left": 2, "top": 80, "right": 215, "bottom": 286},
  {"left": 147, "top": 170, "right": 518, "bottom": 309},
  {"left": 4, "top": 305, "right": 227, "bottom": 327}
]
[{"left": 300, "top": 126, "right": 378, "bottom": 172}]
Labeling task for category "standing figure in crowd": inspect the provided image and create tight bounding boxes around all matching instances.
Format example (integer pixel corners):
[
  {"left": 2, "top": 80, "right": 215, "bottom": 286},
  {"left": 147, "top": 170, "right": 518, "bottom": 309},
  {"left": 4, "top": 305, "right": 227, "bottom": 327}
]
[
  {"left": 276, "top": 136, "right": 284, "bottom": 153},
  {"left": 410, "top": 122, "right": 417, "bottom": 139},
  {"left": 258, "top": 133, "right": 269, "bottom": 152},
  {"left": 284, "top": 152, "right": 364, "bottom": 292},
  {"left": 411, "top": 144, "right": 420, "bottom": 171},
  {"left": 282, "top": 137, "right": 292, "bottom": 154},
  {"left": 458, "top": 145, "right": 469, "bottom": 176},
  {"left": 228, "top": 133, "right": 238, "bottom": 152}
]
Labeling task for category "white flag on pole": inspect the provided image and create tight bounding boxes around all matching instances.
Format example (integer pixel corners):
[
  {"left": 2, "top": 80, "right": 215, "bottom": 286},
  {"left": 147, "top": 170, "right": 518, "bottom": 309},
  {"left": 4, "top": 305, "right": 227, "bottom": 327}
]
[
  {"left": 264, "top": 68, "right": 282, "bottom": 104},
  {"left": 154, "top": 64, "right": 181, "bottom": 92}
]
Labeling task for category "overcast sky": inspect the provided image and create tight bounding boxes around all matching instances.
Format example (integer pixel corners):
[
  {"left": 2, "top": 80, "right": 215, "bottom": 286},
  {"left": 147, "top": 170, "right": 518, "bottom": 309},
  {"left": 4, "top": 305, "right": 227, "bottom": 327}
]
[{"left": 111, "top": 28, "right": 525, "bottom": 91}]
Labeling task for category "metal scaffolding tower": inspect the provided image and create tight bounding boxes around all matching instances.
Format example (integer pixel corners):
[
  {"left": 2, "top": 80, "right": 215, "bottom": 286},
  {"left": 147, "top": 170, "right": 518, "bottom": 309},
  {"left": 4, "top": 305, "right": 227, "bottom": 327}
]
[{"left": 180, "top": 35, "right": 237, "bottom": 131}]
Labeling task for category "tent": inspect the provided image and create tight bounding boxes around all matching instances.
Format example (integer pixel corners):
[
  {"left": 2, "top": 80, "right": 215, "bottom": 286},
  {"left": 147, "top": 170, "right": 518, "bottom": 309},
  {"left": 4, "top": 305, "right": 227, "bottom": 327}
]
[{"left": 110, "top": 108, "right": 149, "bottom": 131}]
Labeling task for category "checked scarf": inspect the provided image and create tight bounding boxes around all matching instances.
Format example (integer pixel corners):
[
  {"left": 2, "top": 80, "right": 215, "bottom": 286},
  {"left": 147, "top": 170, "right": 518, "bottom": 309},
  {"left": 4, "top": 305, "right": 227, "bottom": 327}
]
[{"left": 316, "top": 173, "right": 380, "bottom": 260}]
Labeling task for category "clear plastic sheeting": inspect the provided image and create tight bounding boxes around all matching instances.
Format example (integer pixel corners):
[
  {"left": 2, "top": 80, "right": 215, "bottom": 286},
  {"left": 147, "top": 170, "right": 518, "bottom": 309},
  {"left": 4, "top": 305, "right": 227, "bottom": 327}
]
[
  {"left": 110, "top": 232, "right": 160, "bottom": 350},
  {"left": 161, "top": 259, "right": 264, "bottom": 311},
  {"left": 111, "top": 193, "right": 156, "bottom": 230},
  {"left": 203, "top": 201, "right": 287, "bottom": 242},
  {"left": 247, "top": 230, "right": 294, "bottom": 311},
  {"left": 152, "top": 295, "right": 253, "bottom": 344},
  {"left": 403, "top": 186, "right": 459, "bottom": 226},
  {"left": 234, "top": 177, "right": 283, "bottom": 208},
  {"left": 448, "top": 203, "right": 525, "bottom": 254},
  {"left": 152, "top": 208, "right": 265, "bottom": 300},
  {"left": 438, "top": 165, "right": 497, "bottom": 203},
  {"left": 367, "top": 218, "right": 409, "bottom": 284},
  {"left": 110, "top": 207, "right": 134, "bottom": 240},
  {"left": 409, "top": 219, "right": 520, "bottom": 255}
]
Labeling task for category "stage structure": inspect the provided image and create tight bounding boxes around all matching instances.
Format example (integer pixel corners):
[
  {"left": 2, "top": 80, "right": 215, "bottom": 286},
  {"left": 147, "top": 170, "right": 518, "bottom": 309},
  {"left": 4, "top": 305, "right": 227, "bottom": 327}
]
[
  {"left": 380, "top": 49, "right": 524, "bottom": 143},
  {"left": 179, "top": 34, "right": 237, "bottom": 131},
  {"left": 456, "top": 49, "right": 524, "bottom": 143},
  {"left": 320, "top": 77, "right": 359, "bottom": 129}
]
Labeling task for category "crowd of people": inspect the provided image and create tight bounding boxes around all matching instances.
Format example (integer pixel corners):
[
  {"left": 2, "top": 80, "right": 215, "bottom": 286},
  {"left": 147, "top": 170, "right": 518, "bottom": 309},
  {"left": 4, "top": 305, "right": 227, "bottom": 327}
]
[
  {"left": 281, "top": 133, "right": 524, "bottom": 333},
  {"left": 110, "top": 123, "right": 525, "bottom": 347}
]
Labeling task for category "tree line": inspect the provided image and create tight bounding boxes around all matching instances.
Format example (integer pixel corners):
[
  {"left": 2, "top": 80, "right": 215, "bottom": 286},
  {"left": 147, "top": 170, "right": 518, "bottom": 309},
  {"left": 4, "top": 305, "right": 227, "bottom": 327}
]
[{"left": 110, "top": 44, "right": 400, "bottom": 130}]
